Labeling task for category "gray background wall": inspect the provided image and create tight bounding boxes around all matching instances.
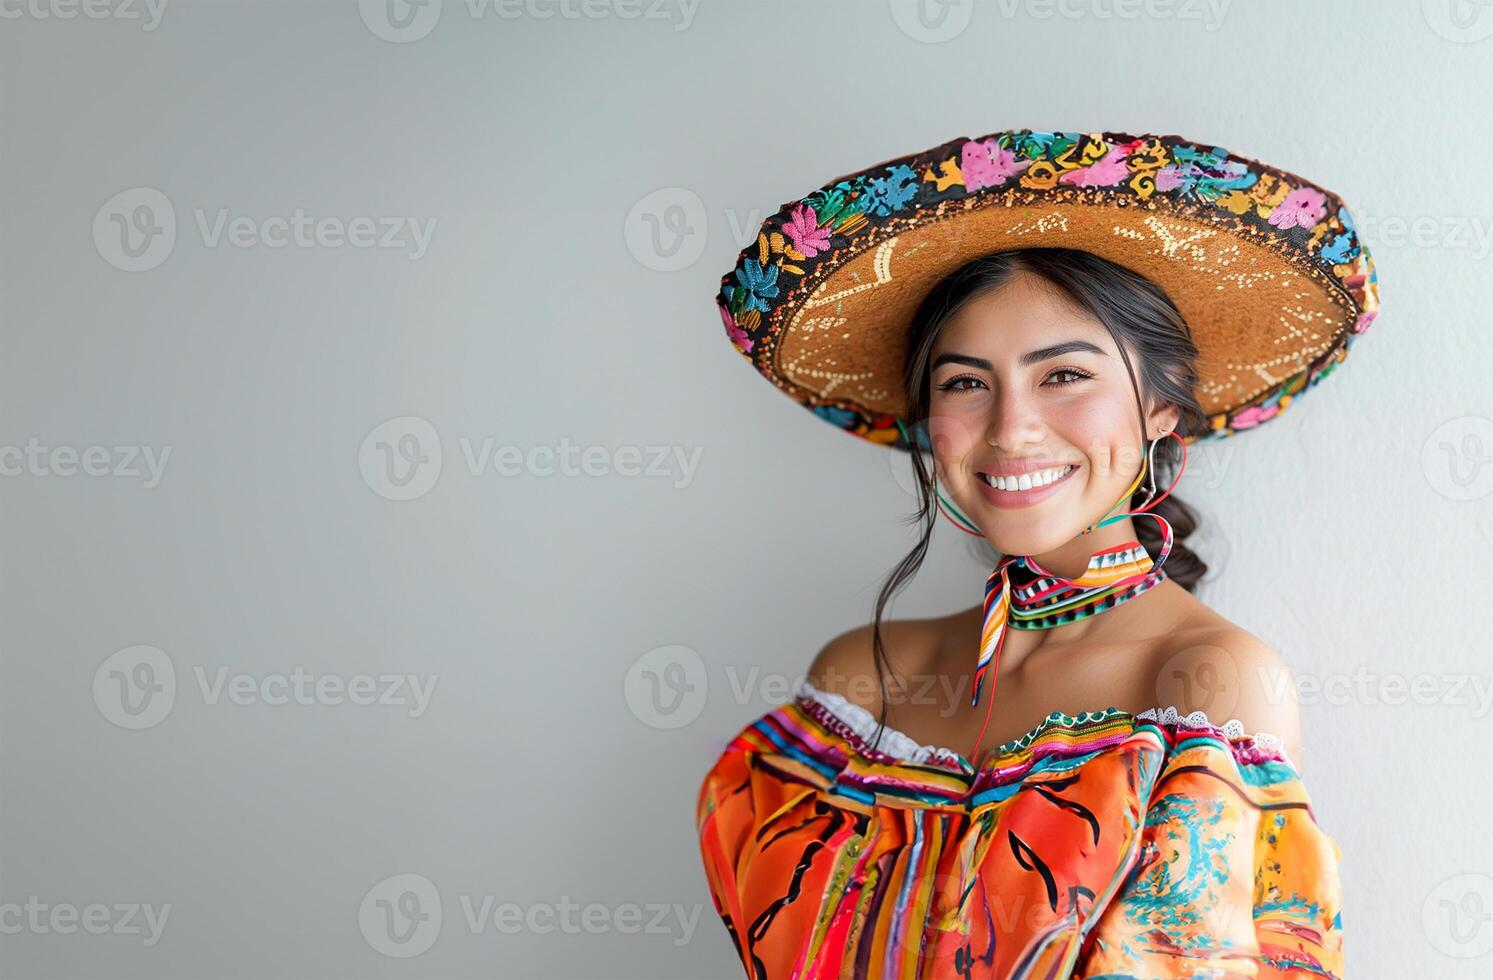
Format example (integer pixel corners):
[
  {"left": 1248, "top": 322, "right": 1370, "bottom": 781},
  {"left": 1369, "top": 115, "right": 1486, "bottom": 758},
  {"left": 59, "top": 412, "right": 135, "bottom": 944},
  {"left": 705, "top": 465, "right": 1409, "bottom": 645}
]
[{"left": 1, "top": 0, "right": 1488, "bottom": 977}]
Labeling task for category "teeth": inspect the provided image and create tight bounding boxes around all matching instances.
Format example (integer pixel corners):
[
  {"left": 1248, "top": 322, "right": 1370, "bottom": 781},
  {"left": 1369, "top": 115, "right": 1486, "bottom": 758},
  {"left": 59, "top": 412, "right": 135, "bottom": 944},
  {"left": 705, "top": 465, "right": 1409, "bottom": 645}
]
[{"left": 982, "top": 464, "right": 1074, "bottom": 492}]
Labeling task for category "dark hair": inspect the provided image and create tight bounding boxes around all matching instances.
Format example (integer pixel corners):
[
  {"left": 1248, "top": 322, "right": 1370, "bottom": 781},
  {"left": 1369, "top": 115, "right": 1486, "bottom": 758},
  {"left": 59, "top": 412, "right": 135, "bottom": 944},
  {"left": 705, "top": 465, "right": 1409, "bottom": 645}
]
[{"left": 867, "top": 246, "right": 1209, "bottom": 748}]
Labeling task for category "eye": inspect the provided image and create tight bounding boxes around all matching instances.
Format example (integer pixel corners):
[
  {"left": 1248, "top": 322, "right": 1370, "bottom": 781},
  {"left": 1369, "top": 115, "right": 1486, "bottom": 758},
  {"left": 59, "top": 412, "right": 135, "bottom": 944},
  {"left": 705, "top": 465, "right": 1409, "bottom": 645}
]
[
  {"left": 1045, "top": 367, "right": 1093, "bottom": 387},
  {"left": 934, "top": 374, "right": 986, "bottom": 393}
]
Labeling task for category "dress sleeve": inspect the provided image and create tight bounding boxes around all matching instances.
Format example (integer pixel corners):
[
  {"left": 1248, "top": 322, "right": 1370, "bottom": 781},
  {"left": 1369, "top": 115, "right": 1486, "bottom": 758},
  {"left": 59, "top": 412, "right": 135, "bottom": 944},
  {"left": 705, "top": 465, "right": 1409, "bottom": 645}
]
[
  {"left": 1075, "top": 738, "right": 1346, "bottom": 978},
  {"left": 695, "top": 720, "right": 860, "bottom": 980},
  {"left": 695, "top": 743, "right": 756, "bottom": 978}
]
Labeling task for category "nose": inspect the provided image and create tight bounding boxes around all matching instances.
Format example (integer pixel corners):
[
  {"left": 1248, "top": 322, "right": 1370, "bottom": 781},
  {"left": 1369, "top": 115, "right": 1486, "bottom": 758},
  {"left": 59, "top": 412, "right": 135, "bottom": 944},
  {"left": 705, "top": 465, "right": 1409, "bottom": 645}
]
[{"left": 984, "top": 383, "right": 1043, "bottom": 451}]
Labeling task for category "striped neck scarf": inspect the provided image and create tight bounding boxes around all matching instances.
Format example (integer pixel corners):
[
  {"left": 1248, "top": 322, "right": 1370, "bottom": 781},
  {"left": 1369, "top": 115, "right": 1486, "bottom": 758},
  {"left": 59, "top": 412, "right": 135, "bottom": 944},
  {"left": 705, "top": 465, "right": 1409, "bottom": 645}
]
[
  {"left": 965, "top": 437, "right": 1184, "bottom": 762},
  {"left": 971, "top": 529, "right": 1173, "bottom": 708}
]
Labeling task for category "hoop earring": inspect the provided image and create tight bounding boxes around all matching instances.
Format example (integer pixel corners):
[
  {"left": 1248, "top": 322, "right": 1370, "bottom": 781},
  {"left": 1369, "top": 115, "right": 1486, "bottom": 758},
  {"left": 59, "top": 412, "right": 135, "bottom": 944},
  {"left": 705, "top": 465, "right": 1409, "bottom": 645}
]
[
  {"left": 1131, "top": 433, "right": 1164, "bottom": 510},
  {"left": 1132, "top": 430, "right": 1187, "bottom": 514},
  {"left": 1081, "top": 429, "right": 1187, "bottom": 536}
]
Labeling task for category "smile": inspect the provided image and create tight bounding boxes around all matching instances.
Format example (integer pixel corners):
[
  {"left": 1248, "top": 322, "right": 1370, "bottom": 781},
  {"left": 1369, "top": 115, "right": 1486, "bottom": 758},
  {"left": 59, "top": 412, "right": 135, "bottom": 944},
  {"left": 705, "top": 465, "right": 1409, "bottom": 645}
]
[
  {"left": 979, "top": 464, "right": 1077, "bottom": 492},
  {"left": 974, "top": 463, "right": 1079, "bottom": 509}
]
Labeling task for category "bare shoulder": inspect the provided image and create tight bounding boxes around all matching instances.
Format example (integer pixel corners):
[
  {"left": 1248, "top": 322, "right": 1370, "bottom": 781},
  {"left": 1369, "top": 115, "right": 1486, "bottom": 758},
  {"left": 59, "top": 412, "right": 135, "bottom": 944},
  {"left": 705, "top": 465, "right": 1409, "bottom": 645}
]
[
  {"left": 805, "top": 616, "right": 946, "bottom": 717},
  {"left": 1148, "top": 621, "right": 1305, "bottom": 769}
]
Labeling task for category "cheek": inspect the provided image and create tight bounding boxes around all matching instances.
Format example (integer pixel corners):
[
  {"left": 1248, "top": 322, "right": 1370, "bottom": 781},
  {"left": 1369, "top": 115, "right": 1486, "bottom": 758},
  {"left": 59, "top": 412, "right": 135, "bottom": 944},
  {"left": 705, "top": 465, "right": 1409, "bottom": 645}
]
[
  {"left": 925, "top": 407, "right": 984, "bottom": 463},
  {"left": 1049, "top": 396, "right": 1135, "bottom": 477}
]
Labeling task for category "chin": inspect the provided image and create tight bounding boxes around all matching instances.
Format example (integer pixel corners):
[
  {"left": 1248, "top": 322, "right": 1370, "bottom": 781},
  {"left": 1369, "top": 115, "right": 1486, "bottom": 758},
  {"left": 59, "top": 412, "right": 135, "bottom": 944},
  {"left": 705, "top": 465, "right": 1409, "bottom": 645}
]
[
  {"left": 960, "top": 503, "right": 1067, "bottom": 552},
  {"left": 957, "top": 482, "right": 1093, "bottom": 553},
  {"left": 981, "top": 528, "right": 1078, "bottom": 558}
]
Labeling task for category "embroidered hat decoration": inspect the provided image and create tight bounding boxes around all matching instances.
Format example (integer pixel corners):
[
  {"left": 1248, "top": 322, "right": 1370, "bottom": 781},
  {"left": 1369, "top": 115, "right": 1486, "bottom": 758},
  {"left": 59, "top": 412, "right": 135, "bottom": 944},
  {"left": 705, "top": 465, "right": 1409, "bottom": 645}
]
[{"left": 715, "top": 128, "right": 1380, "bottom": 451}]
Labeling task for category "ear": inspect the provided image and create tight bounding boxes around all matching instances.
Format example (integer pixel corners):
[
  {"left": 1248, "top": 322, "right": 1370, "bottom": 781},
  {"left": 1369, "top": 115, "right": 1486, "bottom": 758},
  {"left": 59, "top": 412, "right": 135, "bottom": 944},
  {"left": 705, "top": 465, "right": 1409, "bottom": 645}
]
[{"left": 1146, "top": 402, "right": 1181, "bottom": 440}]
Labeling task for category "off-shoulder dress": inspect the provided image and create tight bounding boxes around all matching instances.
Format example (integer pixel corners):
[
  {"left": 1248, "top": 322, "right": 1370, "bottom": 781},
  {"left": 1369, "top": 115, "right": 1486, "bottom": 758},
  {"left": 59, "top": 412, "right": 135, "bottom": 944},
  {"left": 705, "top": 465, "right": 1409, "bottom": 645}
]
[{"left": 694, "top": 680, "right": 1345, "bottom": 979}]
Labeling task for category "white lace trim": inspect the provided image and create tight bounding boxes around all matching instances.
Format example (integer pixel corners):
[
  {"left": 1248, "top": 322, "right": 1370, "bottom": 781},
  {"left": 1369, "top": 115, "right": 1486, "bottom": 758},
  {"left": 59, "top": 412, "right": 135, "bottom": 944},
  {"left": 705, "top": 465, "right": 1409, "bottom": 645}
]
[
  {"left": 796, "top": 681, "right": 1294, "bottom": 767},
  {"left": 796, "top": 681, "right": 963, "bottom": 765},
  {"left": 1135, "top": 704, "right": 1293, "bottom": 766}
]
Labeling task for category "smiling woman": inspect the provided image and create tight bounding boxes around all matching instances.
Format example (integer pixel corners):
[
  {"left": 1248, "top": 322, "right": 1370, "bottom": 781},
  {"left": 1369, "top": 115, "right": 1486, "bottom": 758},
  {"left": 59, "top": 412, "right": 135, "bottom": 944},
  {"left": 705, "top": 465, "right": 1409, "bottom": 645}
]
[
  {"left": 887, "top": 247, "right": 1210, "bottom": 755},
  {"left": 696, "top": 129, "right": 1379, "bottom": 978}
]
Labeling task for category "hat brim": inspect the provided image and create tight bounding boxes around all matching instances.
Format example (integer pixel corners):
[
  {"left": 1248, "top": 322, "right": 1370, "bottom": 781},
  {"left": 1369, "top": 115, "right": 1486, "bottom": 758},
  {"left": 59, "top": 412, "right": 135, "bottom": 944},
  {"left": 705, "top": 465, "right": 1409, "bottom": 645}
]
[{"left": 716, "top": 130, "right": 1379, "bottom": 450}]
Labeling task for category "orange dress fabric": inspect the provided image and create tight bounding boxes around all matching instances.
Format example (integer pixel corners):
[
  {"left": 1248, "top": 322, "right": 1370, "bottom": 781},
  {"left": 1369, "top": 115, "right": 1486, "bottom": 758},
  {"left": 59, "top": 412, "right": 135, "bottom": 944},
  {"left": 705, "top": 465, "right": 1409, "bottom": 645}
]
[{"left": 695, "top": 682, "right": 1345, "bottom": 979}]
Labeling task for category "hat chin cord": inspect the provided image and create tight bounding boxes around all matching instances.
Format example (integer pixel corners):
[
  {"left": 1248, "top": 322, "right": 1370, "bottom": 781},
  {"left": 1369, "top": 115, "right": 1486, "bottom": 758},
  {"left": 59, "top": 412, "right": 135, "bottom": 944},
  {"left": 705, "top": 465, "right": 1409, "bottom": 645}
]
[{"left": 896, "top": 416, "right": 1183, "bottom": 546}]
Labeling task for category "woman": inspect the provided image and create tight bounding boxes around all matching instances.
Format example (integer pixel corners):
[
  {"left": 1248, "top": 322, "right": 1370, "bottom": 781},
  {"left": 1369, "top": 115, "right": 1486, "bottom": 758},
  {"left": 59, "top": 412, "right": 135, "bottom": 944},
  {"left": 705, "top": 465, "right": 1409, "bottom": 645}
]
[{"left": 698, "top": 129, "right": 1378, "bottom": 978}]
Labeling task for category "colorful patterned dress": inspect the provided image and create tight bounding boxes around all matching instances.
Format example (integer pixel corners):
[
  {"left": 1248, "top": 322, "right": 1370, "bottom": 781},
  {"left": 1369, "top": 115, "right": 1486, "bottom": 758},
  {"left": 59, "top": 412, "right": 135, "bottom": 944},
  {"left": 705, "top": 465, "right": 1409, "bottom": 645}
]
[{"left": 694, "top": 682, "right": 1345, "bottom": 979}]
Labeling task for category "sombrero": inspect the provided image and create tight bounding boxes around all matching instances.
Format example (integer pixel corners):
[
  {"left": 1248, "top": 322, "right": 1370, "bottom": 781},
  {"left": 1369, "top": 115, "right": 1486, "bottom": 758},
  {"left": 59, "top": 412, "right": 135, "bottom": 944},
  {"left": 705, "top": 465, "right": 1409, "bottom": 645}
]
[{"left": 714, "top": 128, "right": 1380, "bottom": 450}]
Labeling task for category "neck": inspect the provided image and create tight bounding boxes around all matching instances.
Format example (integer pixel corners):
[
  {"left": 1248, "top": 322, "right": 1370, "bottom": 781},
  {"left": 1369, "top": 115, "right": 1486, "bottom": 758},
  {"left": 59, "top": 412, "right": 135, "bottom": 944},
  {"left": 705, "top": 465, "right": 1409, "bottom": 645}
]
[
  {"left": 1027, "top": 514, "right": 1143, "bottom": 580},
  {"left": 982, "top": 513, "right": 1156, "bottom": 667}
]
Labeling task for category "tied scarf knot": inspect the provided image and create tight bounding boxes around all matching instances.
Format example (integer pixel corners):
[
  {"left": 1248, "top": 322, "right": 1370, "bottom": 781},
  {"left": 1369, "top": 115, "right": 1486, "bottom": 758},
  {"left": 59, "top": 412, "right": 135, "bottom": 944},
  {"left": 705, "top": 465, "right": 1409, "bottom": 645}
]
[{"left": 966, "top": 509, "right": 1175, "bottom": 764}]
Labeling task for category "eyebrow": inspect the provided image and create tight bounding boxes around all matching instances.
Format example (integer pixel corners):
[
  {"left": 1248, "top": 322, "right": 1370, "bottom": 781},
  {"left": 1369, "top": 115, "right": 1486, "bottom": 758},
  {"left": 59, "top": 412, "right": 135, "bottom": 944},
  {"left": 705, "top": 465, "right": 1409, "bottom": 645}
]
[{"left": 931, "top": 339, "right": 1109, "bottom": 371}]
